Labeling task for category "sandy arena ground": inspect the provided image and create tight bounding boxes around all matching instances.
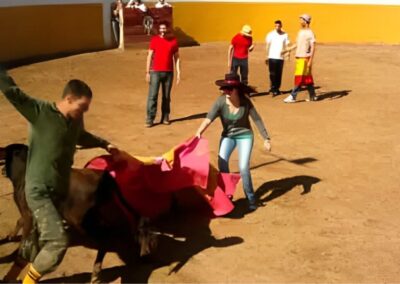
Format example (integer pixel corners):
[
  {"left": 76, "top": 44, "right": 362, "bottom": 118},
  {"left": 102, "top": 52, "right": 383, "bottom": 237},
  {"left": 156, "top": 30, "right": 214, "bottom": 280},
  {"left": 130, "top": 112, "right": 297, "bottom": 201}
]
[{"left": 0, "top": 42, "right": 399, "bottom": 283}]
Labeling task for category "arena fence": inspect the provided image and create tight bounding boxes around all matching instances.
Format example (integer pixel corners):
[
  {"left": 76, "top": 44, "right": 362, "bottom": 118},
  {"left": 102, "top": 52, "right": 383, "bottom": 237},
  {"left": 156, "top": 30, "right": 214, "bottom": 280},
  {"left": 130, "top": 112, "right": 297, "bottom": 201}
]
[
  {"left": 171, "top": 0, "right": 400, "bottom": 44},
  {"left": 0, "top": 0, "right": 114, "bottom": 66},
  {"left": 1, "top": 0, "right": 399, "bottom": 66}
]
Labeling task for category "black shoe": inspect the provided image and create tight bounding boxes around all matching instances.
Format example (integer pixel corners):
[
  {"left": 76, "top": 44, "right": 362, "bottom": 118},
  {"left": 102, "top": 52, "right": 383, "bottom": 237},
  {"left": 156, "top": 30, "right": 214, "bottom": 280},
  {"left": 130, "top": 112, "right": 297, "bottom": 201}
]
[
  {"left": 145, "top": 121, "right": 154, "bottom": 128},
  {"left": 306, "top": 96, "right": 318, "bottom": 102},
  {"left": 248, "top": 203, "right": 258, "bottom": 212}
]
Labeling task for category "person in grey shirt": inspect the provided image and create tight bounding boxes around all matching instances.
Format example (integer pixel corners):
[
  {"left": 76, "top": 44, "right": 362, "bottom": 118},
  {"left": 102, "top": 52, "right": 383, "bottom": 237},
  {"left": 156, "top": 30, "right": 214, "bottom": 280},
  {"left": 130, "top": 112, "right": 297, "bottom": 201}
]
[{"left": 196, "top": 73, "right": 271, "bottom": 212}]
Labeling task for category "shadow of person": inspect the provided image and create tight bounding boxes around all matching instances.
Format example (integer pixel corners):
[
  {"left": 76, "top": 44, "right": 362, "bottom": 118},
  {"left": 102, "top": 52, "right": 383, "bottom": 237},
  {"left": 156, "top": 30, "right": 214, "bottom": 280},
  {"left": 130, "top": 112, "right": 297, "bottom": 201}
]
[
  {"left": 249, "top": 156, "right": 318, "bottom": 171},
  {"left": 316, "top": 90, "right": 351, "bottom": 101},
  {"left": 170, "top": 112, "right": 207, "bottom": 124},
  {"left": 256, "top": 175, "right": 321, "bottom": 201},
  {"left": 224, "top": 175, "right": 321, "bottom": 219},
  {"left": 249, "top": 86, "right": 322, "bottom": 98},
  {"left": 43, "top": 189, "right": 244, "bottom": 283}
]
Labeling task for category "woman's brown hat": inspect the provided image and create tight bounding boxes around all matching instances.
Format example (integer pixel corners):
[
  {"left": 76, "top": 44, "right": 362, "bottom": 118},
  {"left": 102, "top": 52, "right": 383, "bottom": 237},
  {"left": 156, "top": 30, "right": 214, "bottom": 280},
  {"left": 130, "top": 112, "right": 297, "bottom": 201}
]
[{"left": 215, "top": 73, "right": 256, "bottom": 94}]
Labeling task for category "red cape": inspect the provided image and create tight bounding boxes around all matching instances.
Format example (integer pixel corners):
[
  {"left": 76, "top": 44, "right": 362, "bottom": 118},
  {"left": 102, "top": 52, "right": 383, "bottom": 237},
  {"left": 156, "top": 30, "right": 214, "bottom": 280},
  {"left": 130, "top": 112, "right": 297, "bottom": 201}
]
[{"left": 85, "top": 137, "right": 240, "bottom": 219}]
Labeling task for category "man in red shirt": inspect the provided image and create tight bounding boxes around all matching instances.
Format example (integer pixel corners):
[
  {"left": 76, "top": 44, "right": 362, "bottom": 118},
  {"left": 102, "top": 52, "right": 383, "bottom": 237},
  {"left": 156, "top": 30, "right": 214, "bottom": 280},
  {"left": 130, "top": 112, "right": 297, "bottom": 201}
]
[
  {"left": 228, "top": 25, "right": 254, "bottom": 85},
  {"left": 145, "top": 21, "right": 181, "bottom": 127}
]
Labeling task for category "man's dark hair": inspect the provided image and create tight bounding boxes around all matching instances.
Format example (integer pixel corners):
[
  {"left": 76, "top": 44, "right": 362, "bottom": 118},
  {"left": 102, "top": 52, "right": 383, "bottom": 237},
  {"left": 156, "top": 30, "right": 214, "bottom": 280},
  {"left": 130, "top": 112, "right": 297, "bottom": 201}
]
[
  {"left": 275, "top": 20, "right": 282, "bottom": 25},
  {"left": 62, "top": 79, "right": 92, "bottom": 99},
  {"left": 159, "top": 20, "right": 170, "bottom": 28}
]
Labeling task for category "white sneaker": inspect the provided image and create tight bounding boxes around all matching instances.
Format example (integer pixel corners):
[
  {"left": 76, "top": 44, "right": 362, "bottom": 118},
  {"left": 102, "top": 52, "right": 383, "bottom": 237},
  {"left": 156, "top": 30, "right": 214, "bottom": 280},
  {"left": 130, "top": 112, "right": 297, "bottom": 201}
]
[{"left": 284, "top": 95, "right": 296, "bottom": 103}]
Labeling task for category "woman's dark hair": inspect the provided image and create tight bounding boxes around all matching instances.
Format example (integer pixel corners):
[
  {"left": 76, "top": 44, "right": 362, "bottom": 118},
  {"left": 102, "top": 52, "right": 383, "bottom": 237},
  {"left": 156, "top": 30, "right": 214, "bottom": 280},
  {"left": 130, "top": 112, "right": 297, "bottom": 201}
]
[
  {"left": 237, "top": 87, "right": 247, "bottom": 98},
  {"left": 62, "top": 79, "right": 92, "bottom": 99},
  {"left": 220, "top": 86, "right": 248, "bottom": 98}
]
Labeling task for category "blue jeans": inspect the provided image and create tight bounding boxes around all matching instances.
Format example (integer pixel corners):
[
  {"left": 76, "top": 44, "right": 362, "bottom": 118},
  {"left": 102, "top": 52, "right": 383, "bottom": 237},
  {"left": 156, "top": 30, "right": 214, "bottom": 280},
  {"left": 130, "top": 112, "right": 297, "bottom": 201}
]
[
  {"left": 218, "top": 135, "right": 256, "bottom": 204},
  {"left": 147, "top": 71, "right": 173, "bottom": 123},
  {"left": 291, "top": 84, "right": 316, "bottom": 100}
]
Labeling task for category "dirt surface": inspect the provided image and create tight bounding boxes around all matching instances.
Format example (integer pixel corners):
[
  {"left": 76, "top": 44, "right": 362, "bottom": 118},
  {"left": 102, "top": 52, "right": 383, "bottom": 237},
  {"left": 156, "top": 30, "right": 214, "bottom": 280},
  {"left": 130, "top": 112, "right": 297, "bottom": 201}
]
[{"left": 0, "top": 42, "right": 399, "bottom": 283}]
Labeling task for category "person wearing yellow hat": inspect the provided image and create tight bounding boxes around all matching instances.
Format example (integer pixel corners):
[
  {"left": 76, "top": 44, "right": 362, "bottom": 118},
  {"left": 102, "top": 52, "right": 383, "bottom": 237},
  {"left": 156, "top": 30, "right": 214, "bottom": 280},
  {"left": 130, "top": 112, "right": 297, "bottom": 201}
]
[{"left": 228, "top": 25, "right": 254, "bottom": 85}]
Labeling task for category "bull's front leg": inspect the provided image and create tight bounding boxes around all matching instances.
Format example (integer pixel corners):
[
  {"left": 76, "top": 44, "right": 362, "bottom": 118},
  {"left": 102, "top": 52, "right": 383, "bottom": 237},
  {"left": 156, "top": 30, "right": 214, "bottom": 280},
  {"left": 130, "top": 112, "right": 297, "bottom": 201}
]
[{"left": 90, "top": 249, "right": 106, "bottom": 284}]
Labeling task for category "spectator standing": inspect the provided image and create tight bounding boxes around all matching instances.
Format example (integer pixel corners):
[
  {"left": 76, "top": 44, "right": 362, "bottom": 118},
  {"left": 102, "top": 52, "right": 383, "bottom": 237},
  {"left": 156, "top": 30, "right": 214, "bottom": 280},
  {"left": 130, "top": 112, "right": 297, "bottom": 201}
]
[
  {"left": 145, "top": 22, "right": 181, "bottom": 127},
  {"left": 155, "top": 0, "right": 172, "bottom": 8},
  {"left": 127, "top": 0, "right": 148, "bottom": 12},
  {"left": 265, "top": 20, "right": 290, "bottom": 96},
  {"left": 228, "top": 25, "right": 254, "bottom": 85},
  {"left": 111, "top": 0, "right": 124, "bottom": 48},
  {"left": 283, "top": 14, "right": 317, "bottom": 103}
]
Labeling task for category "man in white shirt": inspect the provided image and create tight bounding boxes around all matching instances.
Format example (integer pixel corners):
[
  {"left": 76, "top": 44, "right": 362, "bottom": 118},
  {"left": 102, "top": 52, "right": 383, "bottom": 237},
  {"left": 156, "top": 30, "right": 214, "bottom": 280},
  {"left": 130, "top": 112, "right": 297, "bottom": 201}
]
[
  {"left": 126, "top": 0, "right": 147, "bottom": 12},
  {"left": 266, "top": 20, "right": 290, "bottom": 96},
  {"left": 155, "top": 0, "right": 172, "bottom": 8},
  {"left": 283, "top": 14, "right": 317, "bottom": 103}
]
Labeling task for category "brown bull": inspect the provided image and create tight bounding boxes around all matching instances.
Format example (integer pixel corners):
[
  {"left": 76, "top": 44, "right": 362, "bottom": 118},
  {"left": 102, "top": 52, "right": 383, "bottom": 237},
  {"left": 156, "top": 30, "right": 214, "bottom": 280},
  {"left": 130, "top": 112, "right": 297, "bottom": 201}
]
[{"left": 0, "top": 144, "right": 157, "bottom": 283}]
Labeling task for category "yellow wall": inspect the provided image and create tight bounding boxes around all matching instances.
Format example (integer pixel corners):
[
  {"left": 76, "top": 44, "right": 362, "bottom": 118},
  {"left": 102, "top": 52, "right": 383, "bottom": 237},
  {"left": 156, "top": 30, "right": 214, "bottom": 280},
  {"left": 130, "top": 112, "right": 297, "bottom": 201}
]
[
  {"left": 0, "top": 4, "right": 105, "bottom": 63},
  {"left": 172, "top": 2, "right": 400, "bottom": 44}
]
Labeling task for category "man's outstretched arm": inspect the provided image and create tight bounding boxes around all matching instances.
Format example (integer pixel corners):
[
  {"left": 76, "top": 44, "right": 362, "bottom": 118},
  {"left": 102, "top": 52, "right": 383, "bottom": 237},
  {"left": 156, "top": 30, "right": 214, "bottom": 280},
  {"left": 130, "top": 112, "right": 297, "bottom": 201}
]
[{"left": 0, "top": 66, "right": 43, "bottom": 123}]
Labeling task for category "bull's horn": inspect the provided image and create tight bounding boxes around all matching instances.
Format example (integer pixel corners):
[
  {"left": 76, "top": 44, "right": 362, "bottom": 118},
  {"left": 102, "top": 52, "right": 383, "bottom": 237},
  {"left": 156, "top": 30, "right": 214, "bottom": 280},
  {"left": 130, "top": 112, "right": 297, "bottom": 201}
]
[{"left": 148, "top": 230, "right": 186, "bottom": 242}]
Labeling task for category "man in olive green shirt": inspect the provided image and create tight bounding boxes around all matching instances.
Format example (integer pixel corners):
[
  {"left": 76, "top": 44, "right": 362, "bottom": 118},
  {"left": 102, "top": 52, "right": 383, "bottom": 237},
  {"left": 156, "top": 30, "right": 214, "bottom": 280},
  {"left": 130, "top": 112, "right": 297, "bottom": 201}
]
[{"left": 0, "top": 66, "right": 118, "bottom": 283}]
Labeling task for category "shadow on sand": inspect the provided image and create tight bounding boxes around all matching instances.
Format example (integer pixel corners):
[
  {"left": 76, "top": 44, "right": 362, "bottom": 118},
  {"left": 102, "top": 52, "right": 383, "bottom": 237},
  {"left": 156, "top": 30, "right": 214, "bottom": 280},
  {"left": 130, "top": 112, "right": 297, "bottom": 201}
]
[
  {"left": 170, "top": 112, "right": 207, "bottom": 124},
  {"left": 250, "top": 86, "right": 322, "bottom": 98},
  {"left": 42, "top": 190, "right": 243, "bottom": 283},
  {"left": 224, "top": 175, "right": 321, "bottom": 219},
  {"left": 249, "top": 156, "right": 318, "bottom": 171},
  {"left": 174, "top": 27, "right": 201, "bottom": 47},
  {"left": 315, "top": 90, "right": 351, "bottom": 101}
]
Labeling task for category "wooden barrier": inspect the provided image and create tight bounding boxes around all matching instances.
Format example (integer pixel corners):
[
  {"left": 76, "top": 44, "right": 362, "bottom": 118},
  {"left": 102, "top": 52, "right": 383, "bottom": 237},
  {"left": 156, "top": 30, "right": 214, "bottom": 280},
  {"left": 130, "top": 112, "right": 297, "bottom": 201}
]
[{"left": 122, "top": 7, "right": 173, "bottom": 44}]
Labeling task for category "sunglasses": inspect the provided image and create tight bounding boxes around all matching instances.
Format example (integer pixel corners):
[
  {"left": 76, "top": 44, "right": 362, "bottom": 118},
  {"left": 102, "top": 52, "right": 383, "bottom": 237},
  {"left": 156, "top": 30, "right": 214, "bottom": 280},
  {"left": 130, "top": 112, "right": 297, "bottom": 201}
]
[{"left": 221, "top": 87, "right": 234, "bottom": 92}]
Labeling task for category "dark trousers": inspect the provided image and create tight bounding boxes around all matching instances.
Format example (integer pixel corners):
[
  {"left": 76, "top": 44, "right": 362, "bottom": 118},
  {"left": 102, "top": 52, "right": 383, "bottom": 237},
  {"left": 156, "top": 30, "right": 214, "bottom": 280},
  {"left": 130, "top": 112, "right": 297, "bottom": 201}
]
[
  {"left": 147, "top": 71, "right": 173, "bottom": 123},
  {"left": 268, "top": 59, "right": 284, "bottom": 92},
  {"left": 231, "top": 57, "right": 249, "bottom": 85},
  {"left": 111, "top": 19, "right": 120, "bottom": 46}
]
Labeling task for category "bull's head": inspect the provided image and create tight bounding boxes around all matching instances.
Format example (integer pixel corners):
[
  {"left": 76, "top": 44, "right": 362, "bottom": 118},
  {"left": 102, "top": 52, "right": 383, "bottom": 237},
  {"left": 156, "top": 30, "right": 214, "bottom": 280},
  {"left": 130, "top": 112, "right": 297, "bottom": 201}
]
[
  {"left": 0, "top": 144, "right": 28, "bottom": 182},
  {"left": 137, "top": 217, "right": 186, "bottom": 256},
  {"left": 137, "top": 217, "right": 159, "bottom": 256}
]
